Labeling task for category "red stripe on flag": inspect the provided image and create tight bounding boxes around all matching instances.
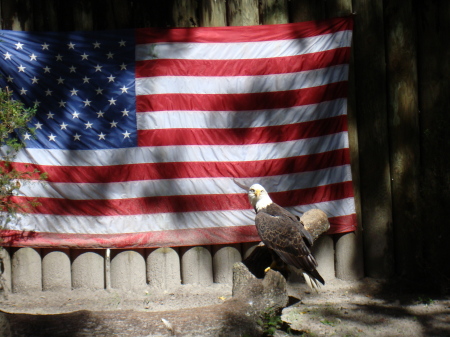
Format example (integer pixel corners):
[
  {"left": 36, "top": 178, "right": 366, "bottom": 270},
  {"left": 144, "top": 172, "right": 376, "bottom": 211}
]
[
  {"left": 7, "top": 149, "right": 350, "bottom": 183},
  {"left": 328, "top": 214, "right": 358, "bottom": 234},
  {"left": 136, "top": 82, "right": 348, "bottom": 112},
  {"left": 138, "top": 115, "right": 347, "bottom": 146},
  {"left": 135, "top": 16, "right": 353, "bottom": 44},
  {"left": 136, "top": 48, "right": 351, "bottom": 77},
  {"left": 0, "top": 226, "right": 261, "bottom": 248},
  {"left": 0, "top": 214, "right": 356, "bottom": 249},
  {"left": 0, "top": 214, "right": 357, "bottom": 249},
  {"left": 12, "top": 181, "right": 354, "bottom": 216}
]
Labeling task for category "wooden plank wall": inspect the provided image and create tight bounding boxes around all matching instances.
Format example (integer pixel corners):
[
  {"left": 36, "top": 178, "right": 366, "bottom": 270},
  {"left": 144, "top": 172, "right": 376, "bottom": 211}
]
[{"left": 0, "top": 0, "right": 449, "bottom": 292}]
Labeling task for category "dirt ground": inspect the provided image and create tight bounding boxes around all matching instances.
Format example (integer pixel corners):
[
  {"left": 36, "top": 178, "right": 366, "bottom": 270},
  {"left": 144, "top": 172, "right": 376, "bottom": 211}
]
[
  {"left": 282, "top": 278, "right": 450, "bottom": 337},
  {"left": 0, "top": 277, "right": 449, "bottom": 336}
]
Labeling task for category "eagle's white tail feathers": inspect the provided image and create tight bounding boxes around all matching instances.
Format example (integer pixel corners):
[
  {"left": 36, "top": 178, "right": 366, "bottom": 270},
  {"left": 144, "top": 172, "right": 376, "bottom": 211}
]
[{"left": 303, "top": 272, "right": 322, "bottom": 292}]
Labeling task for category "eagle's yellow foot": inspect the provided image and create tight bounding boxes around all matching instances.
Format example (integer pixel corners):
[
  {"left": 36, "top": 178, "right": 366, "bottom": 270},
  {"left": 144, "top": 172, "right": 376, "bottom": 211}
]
[{"left": 264, "top": 266, "right": 271, "bottom": 273}]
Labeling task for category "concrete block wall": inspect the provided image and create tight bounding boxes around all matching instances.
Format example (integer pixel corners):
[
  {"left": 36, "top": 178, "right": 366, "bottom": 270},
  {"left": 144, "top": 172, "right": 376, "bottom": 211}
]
[
  {"left": 11, "top": 247, "right": 42, "bottom": 293},
  {"left": 42, "top": 249, "right": 71, "bottom": 291},
  {"left": 71, "top": 249, "right": 104, "bottom": 290},
  {"left": 0, "top": 234, "right": 362, "bottom": 293},
  {"left": 147, "top": 247, "right": 181, "bottom": 290}
]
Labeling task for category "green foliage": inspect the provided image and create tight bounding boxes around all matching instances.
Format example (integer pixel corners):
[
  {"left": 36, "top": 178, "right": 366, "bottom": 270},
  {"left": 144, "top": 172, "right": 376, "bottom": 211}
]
[
  {"left": 257, "top": 307, "right": 283, "bottom": 336},
  {"left": 320, "top": 318, "right": 336, "bottom": 326},
  {"left": 0, "top": 87, "right": 46, "bottom": 226},
  {"left": 416, "top": 296, "right": 435, "bottom": 306},
  {"left": 0, "top": 88, "right": 36, "bottom": 153}
]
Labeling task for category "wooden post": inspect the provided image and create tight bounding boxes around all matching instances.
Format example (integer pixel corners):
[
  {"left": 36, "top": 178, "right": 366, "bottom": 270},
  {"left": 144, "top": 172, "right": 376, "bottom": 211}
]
[
  {"left": 384, "top": 1, "right": 421, "bottom": 278},
  {"left": 1, "top": 0, "right": 33, "bottom": 30},
  {"left": 260, "top": 0, "right": 288, "bottom": 24},
  {"left": 172, "top": 0, "right": 199, "bottom": 27},
  {"left": 417, "top": 1, "right": 450, "bottom": 284},
  {"left": 226, "top": 0, "right": 259, "bottom": 26},
  {"left": 200, "top": 0, "right": 226, "bottom": 27},
  {"left": 335, "top": 7, "right": 365, "bottom": 280},
  {"left": 105, "top": 249, "right": 111, "bottom": 290},
  {"left": 289, "top": 0, "right": 324, "bottom": 22},
  {"left": 352, "top": 0, "right": 394, "bottom": 278},
  {"left": 32, "top": 0, "right": 59, "bottom": 31},
  {"left": 73, "top": 0, "right": 93, "bottom": 31},
  {"left": 92, "top": 0, "right": 133, "bottom": 30}
]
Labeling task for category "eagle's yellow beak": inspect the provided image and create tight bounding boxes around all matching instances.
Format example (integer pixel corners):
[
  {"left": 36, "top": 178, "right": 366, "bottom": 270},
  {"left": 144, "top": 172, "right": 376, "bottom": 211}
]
[{"left": 255, "top": 190, "right": 260, "bottom": 197}]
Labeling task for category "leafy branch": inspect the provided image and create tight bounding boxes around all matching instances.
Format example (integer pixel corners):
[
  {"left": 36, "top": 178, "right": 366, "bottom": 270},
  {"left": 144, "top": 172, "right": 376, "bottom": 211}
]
[{"left": 0, "top": 87, "right": 46, "bottom": 226}]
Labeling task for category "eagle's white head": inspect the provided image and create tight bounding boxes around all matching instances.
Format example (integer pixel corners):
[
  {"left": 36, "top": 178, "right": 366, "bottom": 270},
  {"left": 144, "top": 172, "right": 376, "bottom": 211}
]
[{"left": 248, "top": 183, "right": 273, "bottom": 212}]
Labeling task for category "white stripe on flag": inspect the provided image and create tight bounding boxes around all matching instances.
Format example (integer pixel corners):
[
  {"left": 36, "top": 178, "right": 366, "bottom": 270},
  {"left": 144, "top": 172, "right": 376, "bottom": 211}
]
[
  {"left": 8, "top": 198, "right": 354, "bottom": 234},
  {"left": 17, "top": 165, "right": 352, "bottom": 200},
  {"left": 135, "top": 65, "right": 349, "bottom": 95},
  {"left": 135, "top": 31, "right": 352, "bottom": 61},
  {"left": 137, "top": 99, "right": 347, "bottom": 130},
  {"left": 4, "top": 132, "right": 349, "bottom": 166}
]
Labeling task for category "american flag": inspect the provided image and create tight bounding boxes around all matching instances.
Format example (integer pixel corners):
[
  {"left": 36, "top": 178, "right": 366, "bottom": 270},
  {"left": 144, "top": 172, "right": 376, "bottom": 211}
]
[{"left": 0, "top": 17, "right": 356, "bottom": 248}]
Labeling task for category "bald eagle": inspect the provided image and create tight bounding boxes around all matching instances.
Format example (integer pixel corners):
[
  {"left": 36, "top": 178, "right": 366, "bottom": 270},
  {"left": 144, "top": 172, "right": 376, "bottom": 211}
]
[{"left": 247, "top": 183, "right": 325, "bottom": 290}]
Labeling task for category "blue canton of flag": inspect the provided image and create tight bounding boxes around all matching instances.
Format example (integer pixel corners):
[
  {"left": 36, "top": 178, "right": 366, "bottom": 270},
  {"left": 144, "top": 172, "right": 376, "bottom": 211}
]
[{"left": 0, "top": 29, "right": 136, "bottom": 150}]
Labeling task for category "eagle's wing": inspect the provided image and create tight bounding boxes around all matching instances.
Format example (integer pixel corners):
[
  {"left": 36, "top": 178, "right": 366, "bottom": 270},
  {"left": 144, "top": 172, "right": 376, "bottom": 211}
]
[
  {"left": 265, "top": 204, "right": 314, "bottom": 247},
  {"left": 255, "top": 210, "right": 325, "bottom": 287}
]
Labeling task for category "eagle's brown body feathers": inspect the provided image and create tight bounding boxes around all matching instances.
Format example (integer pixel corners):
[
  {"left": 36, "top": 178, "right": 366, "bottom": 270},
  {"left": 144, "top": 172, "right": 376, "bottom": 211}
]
[
  {"left": 255, "top": 202, "right": 325, "bottom": 286},
  {"left": 246, "top": 183, "right": 325, "bottom": 289}
]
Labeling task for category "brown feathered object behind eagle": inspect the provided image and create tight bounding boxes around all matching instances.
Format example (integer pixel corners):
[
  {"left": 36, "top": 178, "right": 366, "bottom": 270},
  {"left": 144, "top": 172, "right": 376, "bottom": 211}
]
[{"left": 247, "top": 183, "right": 325, "bottom": 290}]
